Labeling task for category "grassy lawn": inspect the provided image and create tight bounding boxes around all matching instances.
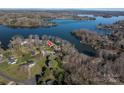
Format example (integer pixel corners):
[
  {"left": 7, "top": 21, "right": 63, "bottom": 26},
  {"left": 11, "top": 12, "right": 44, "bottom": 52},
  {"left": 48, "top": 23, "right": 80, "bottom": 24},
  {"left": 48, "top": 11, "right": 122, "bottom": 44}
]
[
  {"left": 0, "top": 58, "right": 47, "bottom": 81},
  {"left": 0, "top": 62, "right": 28, "bottom": 81},
  {"left": 0, "top": 43, "right": 64, "bottom": 83},
  {"left": 31, "top": 57, "right": 46, "bottom": 78},
  {"left": 0, "top": 76, "right": 9, "bottom": 85},
  {"left": 0, "top": 62, "right": 9, "bottom": 69},
  {"left": 0, "top": 47, "right": 46, "bottom": 81},
  {"left": 49, "top": 60, "right": 58, "bottom": 68}
]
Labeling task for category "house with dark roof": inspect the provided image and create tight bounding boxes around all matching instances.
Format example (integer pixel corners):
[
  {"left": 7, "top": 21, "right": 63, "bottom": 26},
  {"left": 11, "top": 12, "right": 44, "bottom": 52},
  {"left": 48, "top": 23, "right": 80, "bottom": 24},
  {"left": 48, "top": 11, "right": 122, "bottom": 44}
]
[{"left": 8, "top": 57, "right": 17, "bottom": 64}]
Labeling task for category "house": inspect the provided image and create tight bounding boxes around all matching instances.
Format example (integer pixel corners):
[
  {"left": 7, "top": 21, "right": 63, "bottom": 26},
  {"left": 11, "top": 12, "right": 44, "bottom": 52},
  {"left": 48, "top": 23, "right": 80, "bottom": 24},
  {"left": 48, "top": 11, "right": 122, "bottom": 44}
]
[
  {"left": 91, "top": 58, "right": 102, "bottom": 64},
  {"left": 31, "top": 51, "right": 36, "bottom": 56},
  {"left": 54, "top": 45, "right": 61, "bottom": 51},
  {"left": 31, "top": 50, "right": 39, "bottom": 56},
  {"left": 8, "top": 57, "right": 17, "bottom": 64},
  {"left": 21, "top": 41, "right": 27, "bottom": 46},
  {"left": 47, "top": 40, "right": 54, "bottom": 47},
  {"left": 27, "top": 60, "right": 36, "bottom": 68}
]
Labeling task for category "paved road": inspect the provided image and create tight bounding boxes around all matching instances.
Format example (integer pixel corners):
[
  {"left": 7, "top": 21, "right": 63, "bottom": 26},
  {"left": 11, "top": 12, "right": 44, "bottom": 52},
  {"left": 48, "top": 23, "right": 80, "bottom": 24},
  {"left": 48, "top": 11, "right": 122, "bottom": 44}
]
[
  {"left": 0, "top": 70, "right": 36, "bottom": 85},
  {"left": 0, "top": 71, "right": 19, "bottom": 82},
  {"left": 22, "top": 77, "right": 36, "bottom": 85}
]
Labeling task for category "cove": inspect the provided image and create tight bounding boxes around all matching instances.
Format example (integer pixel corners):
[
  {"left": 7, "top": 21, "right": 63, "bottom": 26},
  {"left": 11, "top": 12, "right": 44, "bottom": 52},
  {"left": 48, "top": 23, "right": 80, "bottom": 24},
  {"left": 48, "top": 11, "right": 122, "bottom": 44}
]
[{"left": 0, "top": 15, "right": 124, "bottom": 56}]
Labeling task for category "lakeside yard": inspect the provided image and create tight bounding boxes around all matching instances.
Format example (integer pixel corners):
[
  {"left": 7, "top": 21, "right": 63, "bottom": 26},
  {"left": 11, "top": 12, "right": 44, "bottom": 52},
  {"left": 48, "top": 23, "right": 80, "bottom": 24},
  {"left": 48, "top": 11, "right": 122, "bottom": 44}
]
[{"left": 0, "top": 35, "right": 65, "bottom": 84}]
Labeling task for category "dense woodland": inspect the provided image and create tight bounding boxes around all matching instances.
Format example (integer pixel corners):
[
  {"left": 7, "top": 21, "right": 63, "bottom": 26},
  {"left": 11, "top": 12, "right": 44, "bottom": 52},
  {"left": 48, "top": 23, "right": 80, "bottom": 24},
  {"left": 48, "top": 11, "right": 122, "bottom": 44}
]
[{"left": 71, "top": 20, "right": 124, "bottom": 84}]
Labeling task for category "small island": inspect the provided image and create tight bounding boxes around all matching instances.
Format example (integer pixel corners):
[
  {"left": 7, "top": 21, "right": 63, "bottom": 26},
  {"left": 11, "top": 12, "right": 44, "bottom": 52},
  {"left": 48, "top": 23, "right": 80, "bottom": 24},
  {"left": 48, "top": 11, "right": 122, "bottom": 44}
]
[{"left": 57, "top": 15, "right": 96, "bottom": 21}]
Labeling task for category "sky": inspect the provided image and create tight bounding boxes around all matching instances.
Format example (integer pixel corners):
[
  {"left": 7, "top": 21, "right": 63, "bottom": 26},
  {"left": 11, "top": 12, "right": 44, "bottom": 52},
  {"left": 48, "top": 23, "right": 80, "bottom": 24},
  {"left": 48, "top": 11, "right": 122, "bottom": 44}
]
[
  {"left": 0, "top": 0, "right": 124, "bottom": 10},
  {"left": 80, "top": 8, "right": 124, "bottom": 11}
]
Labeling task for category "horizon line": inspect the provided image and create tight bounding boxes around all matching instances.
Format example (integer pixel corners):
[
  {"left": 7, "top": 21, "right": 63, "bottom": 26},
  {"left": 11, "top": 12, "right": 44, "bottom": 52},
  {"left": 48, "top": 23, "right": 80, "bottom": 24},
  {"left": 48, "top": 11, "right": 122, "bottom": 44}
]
[{"left": 0, "top": 8, "right": 124, "bottom": 11}]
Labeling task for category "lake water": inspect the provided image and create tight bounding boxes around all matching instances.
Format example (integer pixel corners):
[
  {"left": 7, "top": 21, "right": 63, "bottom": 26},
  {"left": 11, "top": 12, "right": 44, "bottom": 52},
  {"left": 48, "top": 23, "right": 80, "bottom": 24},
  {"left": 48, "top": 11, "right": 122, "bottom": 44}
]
[{"left": 0, "top": 15, "right": 124, "bottom": 56}]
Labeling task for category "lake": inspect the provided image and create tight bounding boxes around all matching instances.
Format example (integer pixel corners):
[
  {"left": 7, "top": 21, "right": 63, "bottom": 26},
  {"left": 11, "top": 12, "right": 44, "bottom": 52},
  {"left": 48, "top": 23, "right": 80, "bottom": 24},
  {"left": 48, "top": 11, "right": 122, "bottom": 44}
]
[{"left": 0, "top": 15, "right": 124, "bottom": 56}]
